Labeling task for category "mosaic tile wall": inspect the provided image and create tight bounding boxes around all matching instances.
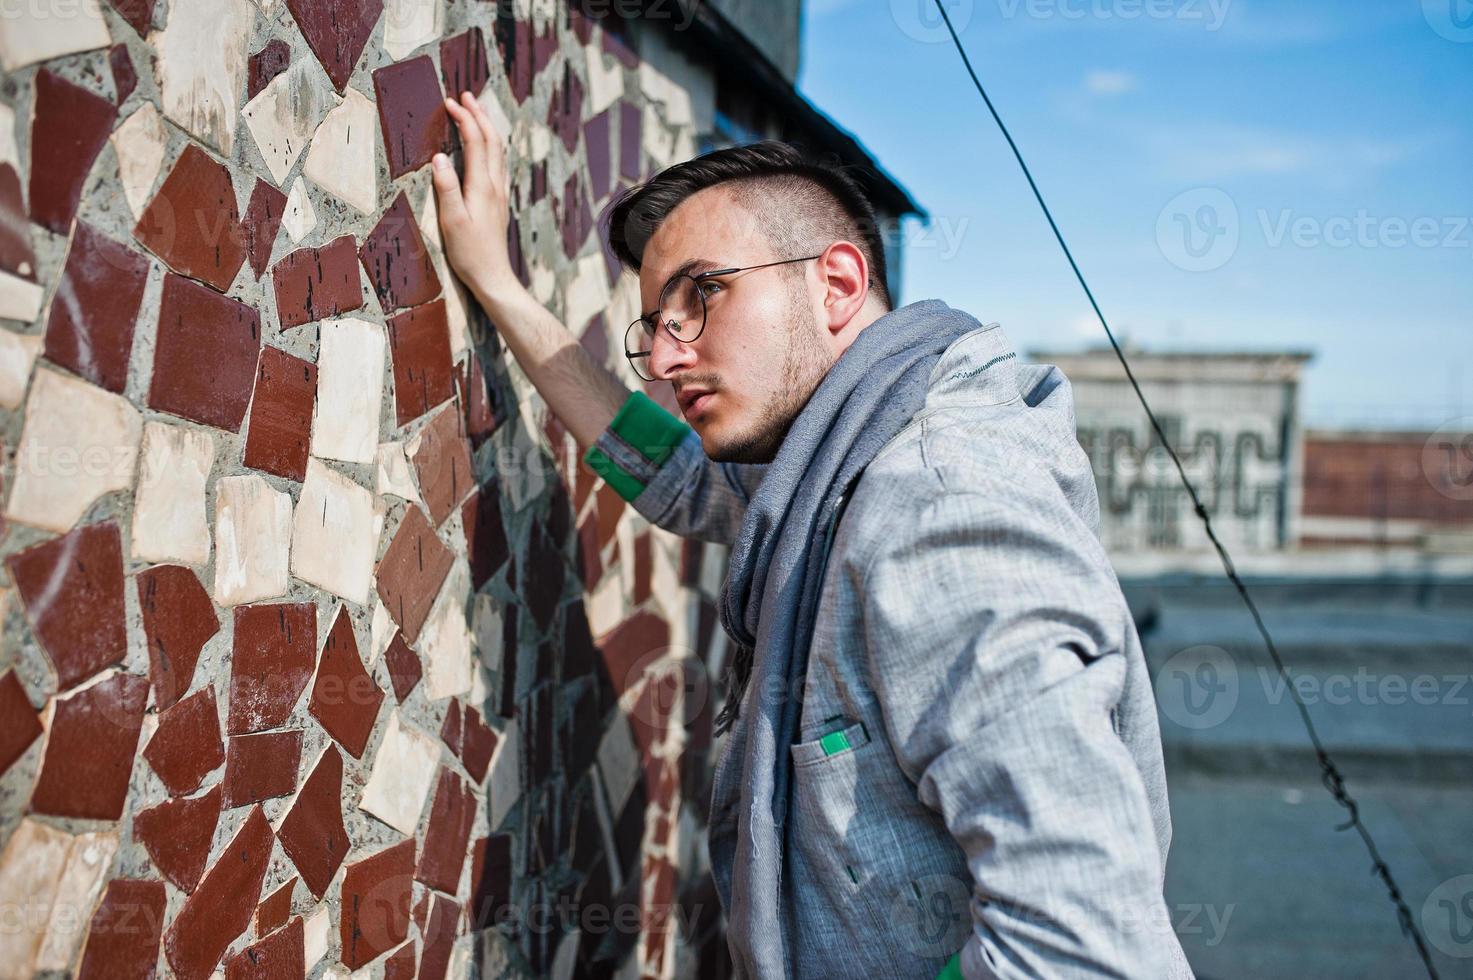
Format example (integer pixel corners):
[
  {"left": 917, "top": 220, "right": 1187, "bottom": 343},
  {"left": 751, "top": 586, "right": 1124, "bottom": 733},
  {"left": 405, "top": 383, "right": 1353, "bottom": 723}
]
[{"left": 0, "top": 1, "right": 730, "bottom": 976}]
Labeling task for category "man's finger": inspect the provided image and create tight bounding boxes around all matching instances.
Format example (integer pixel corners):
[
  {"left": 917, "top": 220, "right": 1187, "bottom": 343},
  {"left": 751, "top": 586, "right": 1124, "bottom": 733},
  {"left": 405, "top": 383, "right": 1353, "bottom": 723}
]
[
  {"left": 431, "top": 153, "right": 468, "bottom": 224},
  {"left": 467, "top": 94, "right": 510, "bottom": 198},
  {"left": 445, "top": 97, "right": 487, "bottom": 195}
]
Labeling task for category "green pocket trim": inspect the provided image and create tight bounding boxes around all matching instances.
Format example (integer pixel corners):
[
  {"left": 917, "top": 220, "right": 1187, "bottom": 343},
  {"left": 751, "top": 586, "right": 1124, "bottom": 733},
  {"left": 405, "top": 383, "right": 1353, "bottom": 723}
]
[
  {"left": 936, "top": 952, "right": 963, "bottom": 980},
  {"left": 819, "top": 729, "right": 852, "bottom": 757},
  {"left": 582, "top": 389, "right": 691, "bottom": 503}
]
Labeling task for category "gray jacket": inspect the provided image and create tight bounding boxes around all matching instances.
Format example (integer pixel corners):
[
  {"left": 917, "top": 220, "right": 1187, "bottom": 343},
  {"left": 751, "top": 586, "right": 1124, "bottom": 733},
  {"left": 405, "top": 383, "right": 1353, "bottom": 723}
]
[{"left": 590, "top": 321, "right": 1195, "bottom": 978}]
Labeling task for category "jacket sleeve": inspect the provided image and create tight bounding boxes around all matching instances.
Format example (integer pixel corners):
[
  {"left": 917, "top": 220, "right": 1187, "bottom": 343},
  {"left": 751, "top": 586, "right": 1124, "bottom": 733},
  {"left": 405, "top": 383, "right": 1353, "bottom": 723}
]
[
  {"left": 858, "top": 462, "right": 1179, "bottom": 979},
  {"left": 582, "top": 389, "right": 768, "bottom": 546}
]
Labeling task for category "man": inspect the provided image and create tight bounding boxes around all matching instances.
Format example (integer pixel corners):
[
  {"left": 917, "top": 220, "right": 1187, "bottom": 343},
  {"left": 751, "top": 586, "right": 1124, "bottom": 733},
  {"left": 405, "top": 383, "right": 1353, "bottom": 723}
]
[{"left": 432, "top": 91, "right": 1194, "bottom": 979}]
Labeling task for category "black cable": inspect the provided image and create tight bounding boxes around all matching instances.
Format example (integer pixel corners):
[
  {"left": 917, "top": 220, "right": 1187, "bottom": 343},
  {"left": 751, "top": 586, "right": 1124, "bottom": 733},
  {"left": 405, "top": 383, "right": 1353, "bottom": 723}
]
[{"left": 929, "top": 3, "right": 1441, "bottom": 977}]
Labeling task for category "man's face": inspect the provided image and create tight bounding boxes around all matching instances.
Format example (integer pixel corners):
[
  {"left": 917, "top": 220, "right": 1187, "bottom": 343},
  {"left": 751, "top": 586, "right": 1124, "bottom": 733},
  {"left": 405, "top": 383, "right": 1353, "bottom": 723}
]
[{"left": 638, "top": 185, "right": 835, "bottom": 464}]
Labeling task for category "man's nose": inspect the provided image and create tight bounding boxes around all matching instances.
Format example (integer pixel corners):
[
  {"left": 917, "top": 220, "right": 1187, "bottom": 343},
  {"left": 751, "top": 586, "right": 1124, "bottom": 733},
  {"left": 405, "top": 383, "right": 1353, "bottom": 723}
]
[{"left": 647, "top": 322, "right": 697, "bottom": 381}]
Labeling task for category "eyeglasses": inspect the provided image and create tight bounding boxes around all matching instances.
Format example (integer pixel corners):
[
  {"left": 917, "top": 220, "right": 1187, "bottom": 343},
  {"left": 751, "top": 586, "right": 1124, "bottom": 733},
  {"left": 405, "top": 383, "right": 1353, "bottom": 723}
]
[{"left": 624, "top": 254, "right": 825, "bottom": 382}]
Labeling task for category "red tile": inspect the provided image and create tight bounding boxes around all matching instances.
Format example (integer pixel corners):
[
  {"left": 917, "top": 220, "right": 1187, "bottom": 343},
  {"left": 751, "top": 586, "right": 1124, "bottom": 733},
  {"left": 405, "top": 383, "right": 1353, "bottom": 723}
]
[
  {"left": 462, "top": 487, "right": 508, "bottom": 592},
  {"left": 308, "top": 607, "right": 384, "bottom": 759},
  {"left": 248, "top": 38, "right": 292, "bottom": 100},
  {"left": 619, "top": 101, "right": 642, "bottom": 181},
  {"left": 0, "top": 163, "right": 36, "bottom": 278},
  {"left": 384, "top": 942, "right": 416, "bottom": 980},
  {"left": 243, "top": 346, "right": 316, "bottom": 482},
  {"left": 164, "top": 805, "right": 274, "bottom": 980},
  {"left": 149, "top": 273, "right": 262, "bottom": 431},
  {"left": 585, "top": 107, "right": 613, "bottom": 204},
  {"left": 632, "top": 531, "right": 652, "bottom": 604},
  {"left": 225, "top": 915, "right": 303, "bottom": 980},
  {"left": 461, "top": 707, "right": 498, "bottom": 784},
  {"left": 439, "top": 698, "right": 462, "bottom": 755},
  {"left": 440, "top": 28, "right": 489, "bottom": 97},
  {"left": 523, "top": 523, "right": 566, "bottom": 632},
  {"left": 106, "top": 0, "right": 153, "bottom": 36},
  {"left": 44, "top": 222, "right": 148, "bottom": 393},
  {"left": 418, "top": 893, "right": 459, "bottom": 980},
  {"left": 228, "top": 602, "right": 316, "bottom": 734},
  {"left": 277, "top": 745, "right": 348, "bottom": 898},
  {"left": 255, "top": 877, "right": 296, "bottom": 937},
  {"left": 136, "top": 564, "right": 220, "bottom": 711},
  {"left": 597, "top": 610, "right": 668, "bottom": 699},
  {"left": 468, "top": 834, "right": 511, "bottom": 930},
  {"left": 383, "top": 631, "right": 423, "bottom": 703},
  {"left": 410, "top": 403, "right": 473, "bottom": 526},
  {"left": 387, "top": 298, "right": 454, "bottom": 426},
  {"left": 340, "top": 839, "right": 415, "bottom": 969},
  {"left": 110, "top": 44, "right": 137, "bottom": 104},
  {"left": 0, "top": 671, "right": 41, "bottom": 777},
  {"left": 144, "top": 684, "right": 225, "bottom": 796},
  {"left": 417, "top": 768, "right": 474, "bottom": 895},
  {"left": 135, "top": 143, "right": 247, "bottom": 292},
  {"left": 286, "top": 0, "right": 383, "bottom": 93},
  {"left": 222, "top": 730, "right": 303, "bottom": 807},
  {"left": 28, "top": 69, "right": 117, "bottom": 234},
  {"left": 134, "top": 785, "right": 222, "bottom": 893},
  {"left": 375, "top": 504, "right": 453, "bottom": 645},
  {"left": 77, "top": 878, "right": 166, "bottom": 980},
  {"left": 548, "top": 62, "right": 583, "bottom": 154},
  {"left": 7, "top": 521, "right": 127, "bottom": 691},
  {"left": 242, "top": 180, "right": 288, "bottom": 279},
  {"left": 272, "top": 235, "right": 365, "bottom": 329},
  {"left": 373, "top": 56, "right": 454, "bottom": 179},
  {"left": 556, "top": 172, "right": 594, "bottom": 259},
  {"left": 30, "top": 671, "right": 148, "bottom": 819},
  {"left": 455, "top": 350, "right": 501, "bottom": 451},
  {"left": 359, "top": 191, "right": 440, "bottom": 313},
  {"left": 493, "top": 16, "right": 534, "bottom": 105}
]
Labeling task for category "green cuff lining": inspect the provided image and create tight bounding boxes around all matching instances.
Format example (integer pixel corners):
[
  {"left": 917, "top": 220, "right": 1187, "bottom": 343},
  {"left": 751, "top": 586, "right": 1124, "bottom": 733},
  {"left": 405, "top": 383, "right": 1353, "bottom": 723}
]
[
  {"left": 937, "top": 952, "right": 963, "bottom": 980},
  {"left": 582, "top": 389, "right": 691, "bottom": 503}
]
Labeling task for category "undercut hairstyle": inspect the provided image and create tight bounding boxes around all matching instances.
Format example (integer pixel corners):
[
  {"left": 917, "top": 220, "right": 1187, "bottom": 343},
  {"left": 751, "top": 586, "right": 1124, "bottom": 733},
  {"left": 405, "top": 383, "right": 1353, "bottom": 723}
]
[{"left": 603, "top": 140, "right": 893, "bottom": 310}]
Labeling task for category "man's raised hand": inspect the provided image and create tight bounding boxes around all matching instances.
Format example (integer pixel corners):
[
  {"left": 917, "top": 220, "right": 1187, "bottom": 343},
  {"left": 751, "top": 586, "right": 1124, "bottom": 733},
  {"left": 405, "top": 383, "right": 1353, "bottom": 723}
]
[{"left": 431, "top": 91, "right": 520, "bottom": 301}]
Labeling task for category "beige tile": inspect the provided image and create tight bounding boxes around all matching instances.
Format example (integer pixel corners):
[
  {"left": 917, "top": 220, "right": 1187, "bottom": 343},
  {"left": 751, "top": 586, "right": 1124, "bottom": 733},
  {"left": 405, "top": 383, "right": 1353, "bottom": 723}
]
[
  {"left": 586, "top": 44, "right": 624, "bottom": 117},
  {"left": 33, "top": 831, "right": 118, "bottom": 973},
  {"left": 291, "top": 458, "right": 378, "bottom": 605},
  {"left": 4, "top": 367, "right": 141, "bottom": 534},
  {"left": 111, "top": 103, "right": 169, "bottom": 221},
  {"left": 213, "top": 473, "right": 292, "bottom": 606},
  {"left": 312, "top": 317, "right": 385, "bottom": 464},
  {"left": 282, "top": 176, "right": 318, "bottom": 244},
  {"left": 419, "top": 560, "right": 473, "bottom": 701},
  {"left": 0, "top": 328, "right": 41, "bottom": 409},
  {"left": 132, "top": 420, "right": 216, "bottom": 565},
  {"left": 0, "top": 0, "right": 111, "bottom": 72},
  {"left": 0, "top": 270, "right": 44, "bottom": 323},
  {"left": 564, "top": 253, "right": 611, "bottom": 336},
  {"left": 488, "top": 717, "right": 520, "bottom": 830},
  {"left": 153, "top": 0, "right": 255, "bottom": 155},
  {"left": 0, "top": 819, "right": 118, "bottom": 979},
  {"left": 383, "top": 0, "right": 442, "bottom": 60},
  {"left": 359, "top": 709, "right": 439, "bottom": 835},
  {"left": 242, "top": 58, "right": 337, "bottom": 187},
  {"left": 374, "top": 440, "right": 423, "bottom": 505},
  {"left": 0, "top": 104, "right": 19, "bottom": 168},
  {"left": 302, "top": 86, "right": 379, "bottom": 215}
]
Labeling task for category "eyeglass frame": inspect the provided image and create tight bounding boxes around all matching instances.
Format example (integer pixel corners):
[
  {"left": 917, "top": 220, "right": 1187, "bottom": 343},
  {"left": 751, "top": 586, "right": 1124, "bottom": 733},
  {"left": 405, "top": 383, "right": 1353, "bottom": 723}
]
[{"left": 624, "top": 253, "right": 826, "bottom": 382}]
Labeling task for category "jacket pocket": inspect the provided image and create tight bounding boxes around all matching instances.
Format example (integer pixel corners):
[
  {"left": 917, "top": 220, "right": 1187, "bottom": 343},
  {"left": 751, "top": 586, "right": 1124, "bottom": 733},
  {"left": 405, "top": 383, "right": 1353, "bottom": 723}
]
[{"left": 790, "top": 719, "right": 871, "bottom": 768}]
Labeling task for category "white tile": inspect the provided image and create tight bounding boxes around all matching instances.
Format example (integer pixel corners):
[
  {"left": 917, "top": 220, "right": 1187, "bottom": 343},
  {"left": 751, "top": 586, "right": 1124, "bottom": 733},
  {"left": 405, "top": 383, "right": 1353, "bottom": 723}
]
[
  {"left": 0, "top": 820, "right": 118, "bottom": 979},
  {"left": 302, "top": 86, "right": 379, "bottom": 215},
  {"left": 131, "top": 421, "right": 216, "bottom": 566},
  {"left": 153, "top": 0, "right": 254, "bottom": 156},
  {"left": 419, "top": 560, "right": 473, "bottom": 701},
  {"left": 291, "top": 458, "right": 377, "bottom": 605},
  {"left": 303, "top": 904, "right": 331, "bottom": 970},
  {"left": 111, "top": 103, "right": 169, "bottom": 221},
  {"left": 563, "top": 253, "right": 610, "bottom": 335},
  {"left": 488, "top": 717, "right": 520, "bottom": 830},
  {"left": 359, "top": 710, "right": 439, "bottom": 835},
  {"left": 281, "top": 176, "right": 318, "bottom": 244},
  {"left": 312, "top": 317, "right": 385, "bottom": 464},
  {"left": 586, "top": 44, "right": 624, "bottom": 117},
  {"left": 0, "top": 270, "right": 44, "bottom": 324},
  {"left": 0, "top": 0, "right": 110, "bottom": 72},
  {"left": 0, "top": 104, "right": 19, "bottom": 169},
  {"left": 4, "top": 367, "right": 141, "bottom": 534},
  {"left": 368, "top": 597, "right": 394, "bottom": 667},
  {"left": 33, "top": 831, "right": 118, "bottom": 973},
  {"left": 212, "top": 473, "right": 292, "bottom": 606},
  {"left": 242, "top": 58, "right": 337, "bottom": 187},
  {"left": 0, "top": 328, "right": 41, "bottom": 408},
  {"left": 383, "top": 0, "right": 442, "bottom": 60},
  {"left": 374, "top": 440, "right": 422, "bottom": 505}
]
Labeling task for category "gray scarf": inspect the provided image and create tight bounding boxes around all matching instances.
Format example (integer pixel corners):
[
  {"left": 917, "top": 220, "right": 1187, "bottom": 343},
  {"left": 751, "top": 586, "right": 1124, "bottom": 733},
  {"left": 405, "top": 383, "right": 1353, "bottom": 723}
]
[{"left": 712, "top": 298, "right": 984, "bottom": 969}]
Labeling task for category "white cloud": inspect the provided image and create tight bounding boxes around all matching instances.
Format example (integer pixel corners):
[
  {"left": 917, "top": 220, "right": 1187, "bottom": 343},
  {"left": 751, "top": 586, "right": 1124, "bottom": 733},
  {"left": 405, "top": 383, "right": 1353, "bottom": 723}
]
[{"left": 1084, "top": 70, "right": 1137, "bottom": 96}]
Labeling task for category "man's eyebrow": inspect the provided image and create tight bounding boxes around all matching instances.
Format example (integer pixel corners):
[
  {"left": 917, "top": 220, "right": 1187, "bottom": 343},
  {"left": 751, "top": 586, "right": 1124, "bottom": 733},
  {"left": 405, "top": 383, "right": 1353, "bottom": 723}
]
[{"left": 640, "top": 258, "right": 723, "bottom": 318}]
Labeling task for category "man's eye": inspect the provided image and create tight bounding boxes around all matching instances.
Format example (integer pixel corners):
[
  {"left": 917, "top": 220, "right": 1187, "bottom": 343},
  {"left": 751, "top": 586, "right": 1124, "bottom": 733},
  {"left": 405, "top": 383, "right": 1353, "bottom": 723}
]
[{"left": 699, "top": 280, "right": 723, "bottom": 298}]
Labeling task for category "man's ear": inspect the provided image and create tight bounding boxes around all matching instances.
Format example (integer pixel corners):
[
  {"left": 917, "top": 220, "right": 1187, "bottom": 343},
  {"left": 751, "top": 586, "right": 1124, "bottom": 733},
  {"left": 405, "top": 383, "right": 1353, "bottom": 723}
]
[{"left": 819, "top": 241, "right": 870, "bottom": 335}]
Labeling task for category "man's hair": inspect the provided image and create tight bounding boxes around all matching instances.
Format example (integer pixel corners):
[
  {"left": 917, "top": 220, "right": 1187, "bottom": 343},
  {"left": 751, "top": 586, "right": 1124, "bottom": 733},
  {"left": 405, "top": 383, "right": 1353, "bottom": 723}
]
[{"left": 603, "top": 140, "right": 892, "bottom": 310}]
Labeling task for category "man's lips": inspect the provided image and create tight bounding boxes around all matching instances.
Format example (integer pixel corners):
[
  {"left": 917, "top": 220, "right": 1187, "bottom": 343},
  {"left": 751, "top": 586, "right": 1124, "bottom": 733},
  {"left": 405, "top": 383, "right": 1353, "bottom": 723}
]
[{"left": 678, "top": 388, "right": 716, "bottom": 415}]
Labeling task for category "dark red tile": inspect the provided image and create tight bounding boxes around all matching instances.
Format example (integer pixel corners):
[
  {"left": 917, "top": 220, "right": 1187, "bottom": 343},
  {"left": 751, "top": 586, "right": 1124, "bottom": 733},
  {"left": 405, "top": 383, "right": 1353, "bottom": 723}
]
[
  {"left": 28, "top": 69, "right": 117, "bottom": 235},
  {"left": 455, "top": 351, "right": 501, "bottom": 450},
  {"left": 410, "top": 403, "right": 473, "bottom": 526},
  {"left": 597, "top": 610, "right": 668, "bottom": 699},
  {"left": 242, "top": 180, "right": 288, "bottom": 280},
  {"left": 106, "top": 0, "right": 153, "bottom": 36},
  {"left": 493, "top": 15, "right": 534, "bottom": 105},
  {"left": 44, "top": 222, "right": 148, "bottom": 393},
  {"left": 339, "top": 839, "right": 415, "bottom": 969},
  {"left": 136, "top": 564, "right": 220, "bottom": 711},
  {"left": 149, "top": 273, "right": 262, "bottom": 431},
  {"left": 632, "top": 531, "right": 652, "bottom": 604},
  {"left": 439, "top": 698, "right": 462, "bottom": 755},
  {"left": 462, "top": 486, "right": 508, "bottom": 591},
  {"left": 619, "top": 100, "right": 642, "bottom": 181},
  {"left": 548, "top": 62, "right": 584, "bottom": 154},
  {"left": 523, "top": 523, "right": 566, "bottom": 632},
  {"left": 375, "top": 504, "right": 453, "bottom": 645},
  {"left": 373, "top": 56, "right": 453, "bottom": 180},
  {"left": 7, "top": 522, "right": 126, "bottom": 691},
  {"left": 222, "top": 730, "right": 303, "bottom": 807},
  {"left": 144, "top": 684, "right": 225, "bottom": 796},
  {"left": 286, "top": 0, "right": 383, "bottom": 93},
  {"left": 30, "top": 671, "right": 148, "bottom": 819},
  {"left": 584, "top": 108, "right": 613, "bottom": 204},
  {"left": 164, "top": 804, "right": 274, "bottom": 980},
  {"left": 278, "top": 744, "right": 348, "bottom": 898},
  {"left": 225, "top": 915, "right": 302, "bottom": 980},
  {"left": 417, "top": 768, "right": 474, "bottom": 895},
  {"left": 418, "top": 893, "right": 459, "bottom": 980},
  {"left": 556, "top": 172, "right": 594, "bottom": 259},
  {"left": 384, "top": 942, "right": 416, "bottom": 980},
  {"left": 77, "top": 878, "right": 166, "bottom": 980},
  {"left": 229, "top": 602, "right": 316, "bottom": 734},
  {"left": 440, "top": 28, "right": 489, "bottom": 98},
  {"left": 461, "top": 707, "right": 497, "bottom": 784},
  {"left": 243, "top": 346, "right": 316, "bottom": 482},
  {"left": 359, "top": 191, "right": 440, "bottom": 313},
  {"left": 110, "top": 44, "right": 137, "bottom": 103},
  {"left": 308, "top": 608, "right": 383, "bottom": 759},
  {"left": 255, "top": 877, "right": 296, "bottom": 937},
  {"left": 248, "top": 38, "right": 293, "bottom": 100},
  {"left": 386, "top": 298, "right": 454, "bottom": 426},
  {"left": 529, "top": 159, "right": 546, "bottom": 204},
  {"left": 576, "top": 515, "right": 602, "bottom": 591},
  {"left": 0, "top": 671, "right": 41, "bottom": 777},
  {"left": 271, "top": 235, "right": 365, "bottom": 329},
  {"left": 135, "top": 143, "right": 247, "bottom": 293},
  {"left": 0, "top": 163, "right": 35, "bottom": 279},
  {"left": 383, "top": 631, "right": 423, "bottom": 703},
  {"left": 134, "top": 785, "right": 222, "bottom": 893}
]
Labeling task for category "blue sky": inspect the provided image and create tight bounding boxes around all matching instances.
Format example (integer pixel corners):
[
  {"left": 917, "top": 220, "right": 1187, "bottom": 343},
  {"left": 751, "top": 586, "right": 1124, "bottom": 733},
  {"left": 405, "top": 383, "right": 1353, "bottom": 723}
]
[{"left": 796, "top": 0, "right": 1473, "bottom": 429}]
